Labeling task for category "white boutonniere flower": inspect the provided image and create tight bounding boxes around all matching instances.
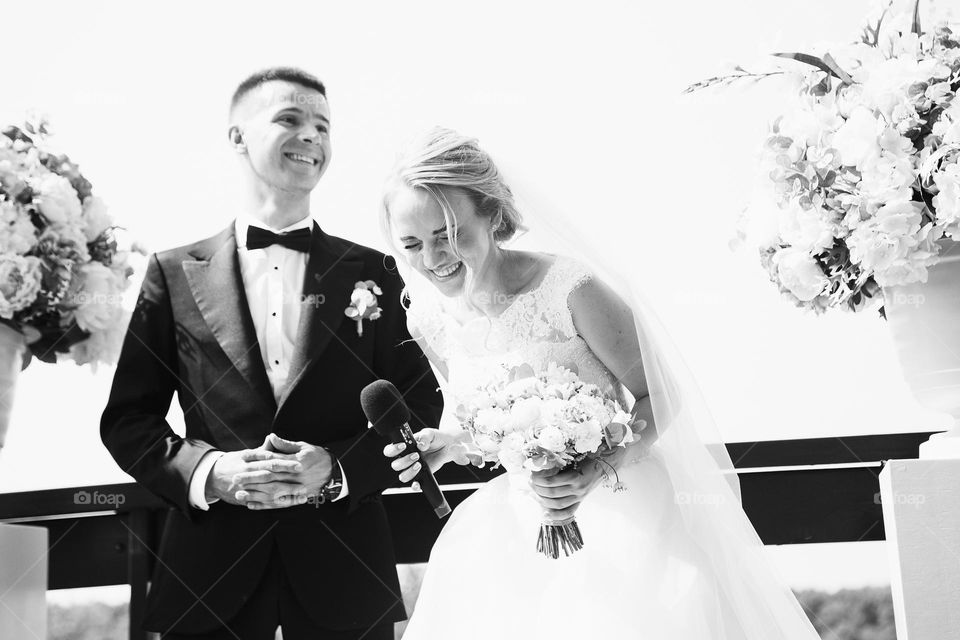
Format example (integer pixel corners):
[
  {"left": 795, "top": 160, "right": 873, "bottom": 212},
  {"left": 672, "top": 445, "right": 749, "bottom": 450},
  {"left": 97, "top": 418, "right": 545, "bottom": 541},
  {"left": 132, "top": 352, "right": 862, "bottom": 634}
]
[{"left": 344, "top": 280, "right": 383, "bottom": 336}]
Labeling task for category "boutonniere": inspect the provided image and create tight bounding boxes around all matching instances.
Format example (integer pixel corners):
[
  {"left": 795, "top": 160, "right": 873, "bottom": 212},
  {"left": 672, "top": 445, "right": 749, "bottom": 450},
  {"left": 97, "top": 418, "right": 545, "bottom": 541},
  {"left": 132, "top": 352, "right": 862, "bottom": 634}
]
[{"left": 345, "top": 280, "right": 383, "bottom": 337}]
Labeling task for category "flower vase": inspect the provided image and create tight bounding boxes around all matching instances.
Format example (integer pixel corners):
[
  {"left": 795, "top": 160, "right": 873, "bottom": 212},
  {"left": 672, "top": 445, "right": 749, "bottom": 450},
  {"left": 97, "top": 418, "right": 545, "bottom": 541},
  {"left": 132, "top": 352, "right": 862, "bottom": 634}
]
[
  {"left": 883, "top": 238, "right": 960, "bottom": 459},
  {"left": 0, "top": 324, "right": 28, "bottom": 453}
]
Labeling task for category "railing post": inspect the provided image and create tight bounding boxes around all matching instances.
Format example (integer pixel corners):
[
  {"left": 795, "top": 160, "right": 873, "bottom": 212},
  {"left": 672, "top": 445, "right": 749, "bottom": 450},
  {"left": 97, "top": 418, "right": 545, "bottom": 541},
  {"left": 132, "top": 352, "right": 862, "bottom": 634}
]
[{"left": 126, "top": 508, "right": 152, "bottom": 640}]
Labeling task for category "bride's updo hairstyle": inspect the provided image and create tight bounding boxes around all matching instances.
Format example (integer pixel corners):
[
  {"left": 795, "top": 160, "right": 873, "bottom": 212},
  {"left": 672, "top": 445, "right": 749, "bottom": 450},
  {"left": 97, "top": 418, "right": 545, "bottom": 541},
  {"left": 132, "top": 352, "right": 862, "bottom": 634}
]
[{"left": 381, "top": 127, "right": 525, "bottom": 256}]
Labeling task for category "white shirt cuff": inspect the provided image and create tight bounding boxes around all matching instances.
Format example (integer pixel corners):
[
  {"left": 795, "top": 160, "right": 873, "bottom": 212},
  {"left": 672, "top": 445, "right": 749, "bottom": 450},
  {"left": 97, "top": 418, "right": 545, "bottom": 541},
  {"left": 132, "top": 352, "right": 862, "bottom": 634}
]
[
  {"left": 332, "top": 461, "right": 349, "bottom": 501},
  {"left": 189, "top": 450, "right": 225, "bottom": 510}
]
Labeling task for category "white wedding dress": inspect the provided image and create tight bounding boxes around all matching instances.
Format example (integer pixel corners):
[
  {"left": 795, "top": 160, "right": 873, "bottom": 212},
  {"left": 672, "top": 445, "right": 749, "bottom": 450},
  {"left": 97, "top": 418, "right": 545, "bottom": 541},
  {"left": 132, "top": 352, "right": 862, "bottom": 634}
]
[{"left": 402, "top": 255, "right": 821, "bottom": 639}]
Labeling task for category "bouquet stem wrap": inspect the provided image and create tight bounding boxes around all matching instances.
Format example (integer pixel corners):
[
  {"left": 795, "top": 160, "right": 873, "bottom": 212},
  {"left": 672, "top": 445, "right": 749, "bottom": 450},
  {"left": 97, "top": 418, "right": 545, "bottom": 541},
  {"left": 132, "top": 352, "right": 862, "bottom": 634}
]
[{"left": 537, "top": 515, "right": 584, "bottom": 559}]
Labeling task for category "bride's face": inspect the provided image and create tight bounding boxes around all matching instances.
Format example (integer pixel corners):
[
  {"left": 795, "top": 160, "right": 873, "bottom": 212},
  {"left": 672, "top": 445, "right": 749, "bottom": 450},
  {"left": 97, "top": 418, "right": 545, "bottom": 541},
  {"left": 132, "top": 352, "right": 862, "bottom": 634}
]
[{"left": 388, "top": 185, "right": 495, "bottom": 297}]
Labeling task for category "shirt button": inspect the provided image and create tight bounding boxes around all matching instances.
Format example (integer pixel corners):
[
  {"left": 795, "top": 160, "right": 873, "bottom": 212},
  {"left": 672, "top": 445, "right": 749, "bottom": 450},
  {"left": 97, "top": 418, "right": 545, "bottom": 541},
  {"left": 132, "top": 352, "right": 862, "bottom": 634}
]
[
  {"left": 274, "top": 266, "right": 279, "bottom": 270},
  {"left": 272, "top": 312, "right": 277, "bottom": 317},
  {"left": 274, "top": 360, "right": 280, "bottom": 365}
]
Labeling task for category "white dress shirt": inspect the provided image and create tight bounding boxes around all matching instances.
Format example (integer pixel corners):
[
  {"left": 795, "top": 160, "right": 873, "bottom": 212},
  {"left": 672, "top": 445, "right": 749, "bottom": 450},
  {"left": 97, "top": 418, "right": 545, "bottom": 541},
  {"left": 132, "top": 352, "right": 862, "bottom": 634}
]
[{"left": 188, "top": 213, "right": 347, "bottom": 509}]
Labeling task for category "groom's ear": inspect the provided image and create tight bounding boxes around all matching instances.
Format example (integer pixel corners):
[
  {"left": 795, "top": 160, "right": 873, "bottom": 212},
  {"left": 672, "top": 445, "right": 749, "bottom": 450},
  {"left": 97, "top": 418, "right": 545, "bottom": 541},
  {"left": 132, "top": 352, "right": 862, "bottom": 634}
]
[{"left": 228, "top": 126, "right": 246, "bottom": 151}]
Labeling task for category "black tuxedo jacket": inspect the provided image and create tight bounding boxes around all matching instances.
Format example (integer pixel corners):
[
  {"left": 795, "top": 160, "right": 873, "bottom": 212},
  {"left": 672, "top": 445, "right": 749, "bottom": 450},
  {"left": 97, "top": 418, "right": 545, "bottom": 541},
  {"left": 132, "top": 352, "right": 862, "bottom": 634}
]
[{"left": 101, "top": 222, "right": 442, "bottom": 634}]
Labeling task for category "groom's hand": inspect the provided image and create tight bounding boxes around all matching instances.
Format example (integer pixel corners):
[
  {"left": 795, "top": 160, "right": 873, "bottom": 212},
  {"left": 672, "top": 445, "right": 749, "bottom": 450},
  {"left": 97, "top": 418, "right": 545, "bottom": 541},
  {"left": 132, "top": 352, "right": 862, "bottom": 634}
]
[
  {"left": 232, "top": 434, "right": 334, "bottom": 510},
  {"left": 205, "top": 447, "right": 304, "bottom": 508}
]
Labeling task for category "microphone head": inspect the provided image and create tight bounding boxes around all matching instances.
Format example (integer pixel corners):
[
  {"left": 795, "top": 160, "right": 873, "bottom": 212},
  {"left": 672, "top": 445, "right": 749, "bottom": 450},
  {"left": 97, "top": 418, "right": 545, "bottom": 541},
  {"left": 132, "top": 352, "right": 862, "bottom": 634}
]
[{"left": 361, "top": 380, "right": 411, "bottom": 436}]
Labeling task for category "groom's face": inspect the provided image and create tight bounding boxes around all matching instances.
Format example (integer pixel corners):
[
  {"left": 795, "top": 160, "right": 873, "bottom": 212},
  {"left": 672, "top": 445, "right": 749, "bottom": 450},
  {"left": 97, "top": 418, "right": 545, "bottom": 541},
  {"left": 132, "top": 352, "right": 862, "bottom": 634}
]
[{"left": 231, "top": 81, "right": 331, "bottom": 194}]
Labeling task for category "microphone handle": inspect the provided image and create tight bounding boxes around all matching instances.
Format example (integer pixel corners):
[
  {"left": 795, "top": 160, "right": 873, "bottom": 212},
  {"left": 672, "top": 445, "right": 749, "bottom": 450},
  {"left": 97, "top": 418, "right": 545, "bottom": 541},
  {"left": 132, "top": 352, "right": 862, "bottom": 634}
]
[{"left": 395, "top": 423, "right": 452, "bottom": 519}]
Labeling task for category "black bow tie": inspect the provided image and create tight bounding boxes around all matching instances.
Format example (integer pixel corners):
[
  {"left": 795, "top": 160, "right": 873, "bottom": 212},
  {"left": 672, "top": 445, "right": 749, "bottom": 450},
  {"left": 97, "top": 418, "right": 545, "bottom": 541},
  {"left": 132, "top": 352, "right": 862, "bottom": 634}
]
[{"left": 246, "top": 226, "right": 312, "bottom": 252}]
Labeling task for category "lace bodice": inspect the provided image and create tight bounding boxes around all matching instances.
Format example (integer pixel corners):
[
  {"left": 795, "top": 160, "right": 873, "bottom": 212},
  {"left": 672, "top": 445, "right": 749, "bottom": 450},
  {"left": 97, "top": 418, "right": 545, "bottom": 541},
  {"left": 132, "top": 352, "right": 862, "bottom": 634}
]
[{"left": 407, "top": 255, "right": 626, "bottom": 408}]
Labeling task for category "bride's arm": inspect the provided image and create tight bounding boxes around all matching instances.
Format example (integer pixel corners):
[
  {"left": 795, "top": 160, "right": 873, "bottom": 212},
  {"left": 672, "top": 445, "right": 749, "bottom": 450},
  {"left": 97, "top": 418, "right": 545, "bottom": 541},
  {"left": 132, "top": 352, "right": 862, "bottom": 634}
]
[
  {"left": 530, "top": 276, "right": 654, "bottom": 519},
  {"left": 572, "top": 277, "right": 660, "bottom": 446}
]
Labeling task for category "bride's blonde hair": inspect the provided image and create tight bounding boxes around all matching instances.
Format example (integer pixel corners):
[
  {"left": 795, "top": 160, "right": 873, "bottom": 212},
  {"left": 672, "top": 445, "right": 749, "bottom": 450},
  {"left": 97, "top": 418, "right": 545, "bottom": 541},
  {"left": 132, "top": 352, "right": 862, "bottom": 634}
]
[{"left": 380, "top": 127, "right": 525, "bottom": 257}]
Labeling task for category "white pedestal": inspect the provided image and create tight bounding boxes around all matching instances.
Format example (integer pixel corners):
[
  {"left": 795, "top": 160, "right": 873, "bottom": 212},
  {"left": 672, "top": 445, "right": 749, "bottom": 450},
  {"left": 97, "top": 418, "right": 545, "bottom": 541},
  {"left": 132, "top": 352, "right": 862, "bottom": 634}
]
[
  {"left": 919, "top": 431, "right": 960, "bottom": 460},
  {"left": 880, "top": 459, "right": 960, "bottom": 640},
  {"left": 0, "top": 523, "right": 47, "bottom": 638}
]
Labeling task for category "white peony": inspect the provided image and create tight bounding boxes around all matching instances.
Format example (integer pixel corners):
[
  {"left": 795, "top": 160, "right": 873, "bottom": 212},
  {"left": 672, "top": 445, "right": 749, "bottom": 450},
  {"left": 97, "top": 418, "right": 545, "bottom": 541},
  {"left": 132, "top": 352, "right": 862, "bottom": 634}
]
[
  {"left": 504, "top": 375, "right": 539, "bottom": 399},
  {"left": 34, "top": 173, "right": 82, "bottom": 225},
  {"left": 474, "top": 407, "right": 510, "bottom": 434},
  {"left": 67, "top": 311, "right": 130, "bottom": 369},
  {"left": 832, "top": 107, "right": 882, "bottom": 168},
  {"left": 777, "top": 201, "right": 836, "bottom": 253},
  {"left": 0, "top": 255, "right": 42, "bottom": 319},
  {"left": 509, "top": 396, "right": 543, "bottom": 431},
  {"left": 0, "top": 198, "right": 38, "bottom": 254},
  {"left": 573, "top": 420, "right": 604, "bottom": 454},
  {"left": 71, "top": 262, "right": 123, "bottom": 332},
  {"left": 497, "top": 432, "right": 527, "bottom": 471},
  {"left": 846, "top": 200, "right": 939, "bottom": 286},
  {"left": 932, "top": 163, "right": 960, "bottom": 236},
  {"left": 81, "top": 196, "right": 113, "bottom": 242},
  {"left": 775, "top": 247, "right": 829, "bottom": 301}
]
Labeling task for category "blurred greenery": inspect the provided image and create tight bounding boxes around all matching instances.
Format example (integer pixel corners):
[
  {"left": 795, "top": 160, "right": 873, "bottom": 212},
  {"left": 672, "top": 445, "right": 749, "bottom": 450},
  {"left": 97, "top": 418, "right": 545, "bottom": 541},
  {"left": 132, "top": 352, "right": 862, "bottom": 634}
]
[
  {"left": 796, "top": 587, "right": 897, "bottom": 640},
  {"left": 49, "top": 583, "right": 896, "bottom": 640},
  {"left": 48, "top": 602, "right": 127, "bottom": 640}
]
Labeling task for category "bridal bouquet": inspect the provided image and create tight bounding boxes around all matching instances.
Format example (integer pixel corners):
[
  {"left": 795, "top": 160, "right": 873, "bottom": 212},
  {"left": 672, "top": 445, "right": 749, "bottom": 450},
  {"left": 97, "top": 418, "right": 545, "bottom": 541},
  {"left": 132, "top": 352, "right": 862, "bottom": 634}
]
[
  {"left": 0, "top": 117, "right": 142, "bottom": 366},
  {"left": 692, "top": 2, "right": 960, "bottom": 313},
  {"left": 455, "top": 362, "right": 639, "bottom": 558}
]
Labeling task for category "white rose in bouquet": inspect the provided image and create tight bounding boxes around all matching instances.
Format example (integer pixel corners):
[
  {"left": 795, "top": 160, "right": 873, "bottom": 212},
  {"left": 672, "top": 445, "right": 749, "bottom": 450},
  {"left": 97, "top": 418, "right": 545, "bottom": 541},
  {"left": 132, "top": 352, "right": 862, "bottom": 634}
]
[{"left": 534, "top": 424, "right": 567, "bottom": 453}]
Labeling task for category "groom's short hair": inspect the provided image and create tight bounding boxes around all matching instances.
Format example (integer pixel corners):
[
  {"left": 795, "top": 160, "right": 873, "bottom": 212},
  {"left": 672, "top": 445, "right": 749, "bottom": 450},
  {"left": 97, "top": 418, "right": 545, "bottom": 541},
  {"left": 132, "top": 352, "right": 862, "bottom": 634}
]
[{"left": 230, "top": 67, "right": 326, "bottom": 113}]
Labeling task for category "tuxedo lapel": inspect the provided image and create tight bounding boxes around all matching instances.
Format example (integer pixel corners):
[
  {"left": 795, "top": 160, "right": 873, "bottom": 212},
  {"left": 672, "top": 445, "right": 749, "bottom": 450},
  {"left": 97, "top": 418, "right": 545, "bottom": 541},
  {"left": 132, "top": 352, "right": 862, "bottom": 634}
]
[
  {"left": 183, "top": 225, "right": 276, "bottom": 413},
  {"left": 277, "top": 222, "right": 364, "bottom": 411}
]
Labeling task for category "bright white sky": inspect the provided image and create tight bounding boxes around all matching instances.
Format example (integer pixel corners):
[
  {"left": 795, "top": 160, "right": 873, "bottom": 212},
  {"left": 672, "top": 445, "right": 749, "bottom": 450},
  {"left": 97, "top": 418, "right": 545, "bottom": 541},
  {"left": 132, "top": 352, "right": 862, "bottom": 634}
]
[{"left": 2, "top": 0, "right": 954, "bottom": 595}]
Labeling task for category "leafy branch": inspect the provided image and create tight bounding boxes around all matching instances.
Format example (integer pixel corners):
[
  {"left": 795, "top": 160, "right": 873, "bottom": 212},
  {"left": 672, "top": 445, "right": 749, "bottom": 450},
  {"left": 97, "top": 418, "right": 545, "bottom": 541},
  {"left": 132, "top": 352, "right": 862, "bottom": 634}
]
[{"left": 683, "top": 67, "right": 788, "bottom": 94}]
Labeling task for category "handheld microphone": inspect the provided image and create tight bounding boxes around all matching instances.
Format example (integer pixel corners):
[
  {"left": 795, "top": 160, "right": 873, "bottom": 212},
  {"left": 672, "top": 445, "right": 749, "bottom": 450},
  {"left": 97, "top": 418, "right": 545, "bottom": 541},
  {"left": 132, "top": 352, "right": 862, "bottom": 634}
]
[{"left": 361, "top": 380, "right": 452, "bottom": 519}]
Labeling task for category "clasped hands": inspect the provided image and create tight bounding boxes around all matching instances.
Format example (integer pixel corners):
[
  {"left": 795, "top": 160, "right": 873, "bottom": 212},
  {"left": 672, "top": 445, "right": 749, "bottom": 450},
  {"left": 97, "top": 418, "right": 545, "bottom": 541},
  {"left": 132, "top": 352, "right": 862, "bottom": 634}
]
[{"left": 205, "top": 433, "right": 333, "bottom": 510}]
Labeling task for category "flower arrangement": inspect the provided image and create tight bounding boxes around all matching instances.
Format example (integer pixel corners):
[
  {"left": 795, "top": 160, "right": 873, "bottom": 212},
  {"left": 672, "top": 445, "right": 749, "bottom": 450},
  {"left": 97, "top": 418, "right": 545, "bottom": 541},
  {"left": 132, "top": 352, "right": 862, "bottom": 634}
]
[
  {"left": 455, "top": 362, "right": 642, "bottom": 558},
  {"left": 0, "top": 116, "right": 142, "bottom": 366},
  {"left": 691, "top": 1, "right": 960, "bottom": 313}
]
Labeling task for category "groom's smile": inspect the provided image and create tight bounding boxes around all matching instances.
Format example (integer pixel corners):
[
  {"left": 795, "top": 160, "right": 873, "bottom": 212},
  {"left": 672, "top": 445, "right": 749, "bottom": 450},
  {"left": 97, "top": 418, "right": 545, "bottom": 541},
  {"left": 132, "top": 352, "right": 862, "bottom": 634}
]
[{"left": 230, "top": 80, "right": 333, "bottom": 193}]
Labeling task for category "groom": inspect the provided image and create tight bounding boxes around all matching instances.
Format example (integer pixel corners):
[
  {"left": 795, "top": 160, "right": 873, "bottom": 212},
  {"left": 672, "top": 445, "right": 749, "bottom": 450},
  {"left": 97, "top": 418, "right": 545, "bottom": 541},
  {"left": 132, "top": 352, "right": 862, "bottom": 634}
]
[{"left": 101, "top": 67, "right": 442, "bottom": 639}]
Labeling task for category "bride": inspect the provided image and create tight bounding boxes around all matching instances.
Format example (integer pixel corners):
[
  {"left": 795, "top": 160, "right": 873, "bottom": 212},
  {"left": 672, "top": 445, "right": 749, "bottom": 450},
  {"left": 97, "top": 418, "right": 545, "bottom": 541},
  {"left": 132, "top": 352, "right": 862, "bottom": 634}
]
[{"left": 381, "top": 128, "right": 821, "bottom": 639}]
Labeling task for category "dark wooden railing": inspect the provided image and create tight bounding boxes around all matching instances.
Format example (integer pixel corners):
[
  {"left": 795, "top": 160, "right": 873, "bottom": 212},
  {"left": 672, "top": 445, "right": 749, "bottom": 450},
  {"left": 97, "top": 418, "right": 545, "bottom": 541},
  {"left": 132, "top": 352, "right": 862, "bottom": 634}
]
[{"left": 0, "top": 431, "right": 938, "bottom": 639}]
